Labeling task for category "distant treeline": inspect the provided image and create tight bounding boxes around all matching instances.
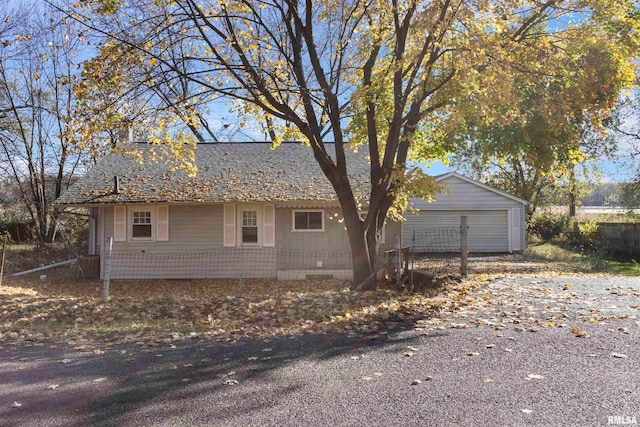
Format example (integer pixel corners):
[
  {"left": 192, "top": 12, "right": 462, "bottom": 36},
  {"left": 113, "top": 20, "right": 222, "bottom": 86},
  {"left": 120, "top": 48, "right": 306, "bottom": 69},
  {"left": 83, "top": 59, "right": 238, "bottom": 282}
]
[{"left": 580, "top": 183, "right": 623, "bottom": 207}]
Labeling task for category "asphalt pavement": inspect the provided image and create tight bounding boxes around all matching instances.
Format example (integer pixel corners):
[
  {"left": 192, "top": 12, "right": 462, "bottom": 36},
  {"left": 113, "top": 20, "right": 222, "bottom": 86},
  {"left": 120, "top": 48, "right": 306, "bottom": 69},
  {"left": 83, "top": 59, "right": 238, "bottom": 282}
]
[{"left": 0, "top": 275, "right": 638, "bottom": 427}]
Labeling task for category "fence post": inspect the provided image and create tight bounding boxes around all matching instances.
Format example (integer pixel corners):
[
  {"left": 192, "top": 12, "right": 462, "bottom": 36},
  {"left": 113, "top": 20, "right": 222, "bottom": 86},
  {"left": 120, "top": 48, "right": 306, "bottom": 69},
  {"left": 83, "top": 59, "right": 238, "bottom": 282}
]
[
  {"left": 0, "top": 239, "right": 6, "bottom": 287},
  {"left": 395, "top": 235, "right": 401, "bottom": 288},
  {"left": 460, "top": 216, "right": 468, "bottom": 277},
  {"left": 103, "top": 237, "right": 113, "bottom": 299},
  {"left": 410, "top": 230, "right": 415, "bottom": 289}
]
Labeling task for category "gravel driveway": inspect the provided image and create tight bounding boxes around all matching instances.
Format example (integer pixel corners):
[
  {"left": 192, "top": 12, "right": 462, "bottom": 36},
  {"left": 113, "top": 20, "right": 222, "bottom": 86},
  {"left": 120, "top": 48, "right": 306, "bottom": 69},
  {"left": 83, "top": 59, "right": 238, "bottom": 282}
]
[{"left": 1, "top": 275, "right": 638, "bottom": 427}]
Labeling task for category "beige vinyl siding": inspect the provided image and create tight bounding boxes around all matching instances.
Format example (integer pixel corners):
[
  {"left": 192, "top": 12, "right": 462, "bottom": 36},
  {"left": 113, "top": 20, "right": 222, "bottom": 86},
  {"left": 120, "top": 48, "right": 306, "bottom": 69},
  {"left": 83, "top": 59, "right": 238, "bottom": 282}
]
[
  {"left": 104, "top": 204, "right": 222, "bottom": 250},
  {"left": 409, "top": 175, "right": 521, "bottom": 210},
  {"left": 276, "top": 207, "right": 349, "bottom": 270},
  {"left": 101, "top": 204, "right": 276, "bottom": 279},
  {"left": 383, "top": 220, "right": 401, "bottom": 250},
  {"left": 405, "top": 174, "right": 527, "bottom": 253},
  {"left": 99, "top": 203, "right": 399, "bottom": 279},
  {"left": 276, "top": 207, "right": 399, "bottom": 271},
  {"left": 403, "top": 210, "right": 508, "bottom": 253}
]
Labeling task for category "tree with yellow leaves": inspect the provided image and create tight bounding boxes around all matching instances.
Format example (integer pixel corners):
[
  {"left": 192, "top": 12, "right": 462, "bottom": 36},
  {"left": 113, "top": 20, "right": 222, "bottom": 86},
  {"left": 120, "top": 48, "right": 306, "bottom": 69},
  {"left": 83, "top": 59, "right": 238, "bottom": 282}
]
[
  {"left": 443, "top": 30, "right": 637, "bottom": 225},
  {"left": 68, "top": 0, "right": 639, "bottom": 289}
]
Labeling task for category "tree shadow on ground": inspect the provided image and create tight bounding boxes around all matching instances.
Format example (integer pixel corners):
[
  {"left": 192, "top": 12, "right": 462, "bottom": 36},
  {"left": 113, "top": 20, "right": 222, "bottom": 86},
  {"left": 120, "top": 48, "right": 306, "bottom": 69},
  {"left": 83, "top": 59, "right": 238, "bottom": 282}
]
[{"left": 0, "top": 320, "right": 440, "bottom": 426}]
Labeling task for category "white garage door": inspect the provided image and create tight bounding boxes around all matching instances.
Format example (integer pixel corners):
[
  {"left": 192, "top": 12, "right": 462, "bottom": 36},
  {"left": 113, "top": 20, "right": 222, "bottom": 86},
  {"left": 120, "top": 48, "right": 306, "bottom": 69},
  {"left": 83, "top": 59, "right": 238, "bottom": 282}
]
[{"left": 403, "top": 210, "right": 509, "bottom": 253}]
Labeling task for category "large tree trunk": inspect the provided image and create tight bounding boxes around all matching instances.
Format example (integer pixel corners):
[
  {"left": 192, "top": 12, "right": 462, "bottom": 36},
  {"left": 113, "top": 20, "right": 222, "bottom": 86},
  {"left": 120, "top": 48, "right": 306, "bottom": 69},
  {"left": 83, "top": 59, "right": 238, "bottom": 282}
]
[{"left": 340, "top": 203, "right": 377, "bottom": 291}]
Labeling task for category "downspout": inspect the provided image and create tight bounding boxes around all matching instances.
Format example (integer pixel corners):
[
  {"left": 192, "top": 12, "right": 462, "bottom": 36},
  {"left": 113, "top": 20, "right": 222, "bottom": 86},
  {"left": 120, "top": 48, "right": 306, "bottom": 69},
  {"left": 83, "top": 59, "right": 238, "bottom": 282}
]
[{"left": 88, "top": 207, "right": 97, "bottom": 256}]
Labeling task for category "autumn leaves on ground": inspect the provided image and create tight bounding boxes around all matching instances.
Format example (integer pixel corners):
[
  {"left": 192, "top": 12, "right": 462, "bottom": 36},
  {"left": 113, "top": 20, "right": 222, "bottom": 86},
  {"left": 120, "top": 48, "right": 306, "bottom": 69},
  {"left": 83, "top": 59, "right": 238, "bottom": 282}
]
[{"left": 0, "top": 256, "right": 609, "bottom": 349}]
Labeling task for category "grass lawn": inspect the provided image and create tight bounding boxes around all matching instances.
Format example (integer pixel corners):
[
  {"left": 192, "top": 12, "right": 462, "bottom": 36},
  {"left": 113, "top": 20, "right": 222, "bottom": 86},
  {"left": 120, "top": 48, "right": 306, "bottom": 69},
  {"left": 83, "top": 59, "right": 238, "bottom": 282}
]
[{"left": 523, "top": 241, "right": 640, "bottom": 276}]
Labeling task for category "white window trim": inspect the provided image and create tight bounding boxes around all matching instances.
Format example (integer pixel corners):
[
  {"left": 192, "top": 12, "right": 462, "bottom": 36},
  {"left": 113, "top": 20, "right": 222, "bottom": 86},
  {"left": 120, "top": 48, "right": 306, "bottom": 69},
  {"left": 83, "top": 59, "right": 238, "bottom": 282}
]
[
  {"left": 128, "top": 205, "right": 156, "bottom": 241},
  {"left": 292, "top": 209, "right": 325, "bottom": 232},
  {"left": 237, "top": 204, "right": 262, "bottom": 246}
]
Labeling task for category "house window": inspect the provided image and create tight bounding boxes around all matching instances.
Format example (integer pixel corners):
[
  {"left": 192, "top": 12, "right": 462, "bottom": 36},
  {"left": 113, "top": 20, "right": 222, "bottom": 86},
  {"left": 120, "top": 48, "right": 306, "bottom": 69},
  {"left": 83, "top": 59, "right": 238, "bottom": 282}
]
[
  {"left": 293, "top": 210, "right": 324, "bottom": 231},
  {"left": 242, "top": 210, "right": 258, "bottom": 244},
  {"left": 132, "top": 210, "right": 152, "bottom": 239}
]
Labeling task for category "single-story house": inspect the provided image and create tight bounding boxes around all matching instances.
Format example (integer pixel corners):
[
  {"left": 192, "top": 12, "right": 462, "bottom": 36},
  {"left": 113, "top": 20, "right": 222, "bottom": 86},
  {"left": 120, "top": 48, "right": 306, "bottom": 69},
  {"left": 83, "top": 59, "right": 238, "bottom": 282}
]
[
  {"left": 55, "top": 142, "right": 400, "bottom": 280},
  {"left": 402, "top": 172, "right": 527, "bottom": 253},
  {"left": 56, "top": 143, "right": 527, "bottom": 280}
]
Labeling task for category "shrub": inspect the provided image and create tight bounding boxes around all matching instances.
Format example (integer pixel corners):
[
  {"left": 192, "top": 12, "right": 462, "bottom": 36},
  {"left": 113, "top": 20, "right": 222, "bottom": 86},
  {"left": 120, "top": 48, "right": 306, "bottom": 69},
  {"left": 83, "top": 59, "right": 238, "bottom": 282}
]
[
  {"left": 530, "top": 212, "right": 569, "bottom": 241},
  {"left": 0, "top": 213, "right": 34, "bottom": 243},
  {"left": 0, "top": 230, "right": 12, "bottom": 244},
  {"left": 576, "top": 219, "right": 600, "bottom": 249}
]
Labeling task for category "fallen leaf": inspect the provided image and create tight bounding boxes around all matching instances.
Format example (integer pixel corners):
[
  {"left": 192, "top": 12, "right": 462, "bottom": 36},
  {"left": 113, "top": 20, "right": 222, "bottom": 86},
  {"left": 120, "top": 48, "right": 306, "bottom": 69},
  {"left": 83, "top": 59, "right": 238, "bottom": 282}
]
[
  {"left": 449, "top": 323, "right": 468, "bottom": 329},
  {"left": 611, "top": 353, "right": 628, "bottom": 359},
  {"left": 571, "top": 327, "right": 588, "bottom": 338},
  {"left": 466, "top": 351, "right": 479, "bottom": 356}
]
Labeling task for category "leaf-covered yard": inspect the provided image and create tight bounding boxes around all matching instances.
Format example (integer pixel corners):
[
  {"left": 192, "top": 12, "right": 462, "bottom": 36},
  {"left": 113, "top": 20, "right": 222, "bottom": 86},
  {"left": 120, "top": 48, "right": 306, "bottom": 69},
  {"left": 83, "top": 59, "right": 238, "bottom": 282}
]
[{"left": 1, "top": 256, "right": 636, "bottom": 350}]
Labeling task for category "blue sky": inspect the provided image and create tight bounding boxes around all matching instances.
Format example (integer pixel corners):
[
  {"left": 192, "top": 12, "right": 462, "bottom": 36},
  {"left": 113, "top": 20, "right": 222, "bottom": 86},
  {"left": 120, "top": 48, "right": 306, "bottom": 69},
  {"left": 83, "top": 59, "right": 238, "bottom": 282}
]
[{"left": 2, "top": 0, "right": 635, "bottom": 184}]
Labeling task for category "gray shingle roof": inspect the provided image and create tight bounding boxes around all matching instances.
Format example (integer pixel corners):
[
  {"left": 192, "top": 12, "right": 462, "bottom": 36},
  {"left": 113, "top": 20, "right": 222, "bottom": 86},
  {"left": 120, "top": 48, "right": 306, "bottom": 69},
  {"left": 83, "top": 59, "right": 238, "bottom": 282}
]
[{"left": 55, "top": 142, "right": 371, "bottom": 205}]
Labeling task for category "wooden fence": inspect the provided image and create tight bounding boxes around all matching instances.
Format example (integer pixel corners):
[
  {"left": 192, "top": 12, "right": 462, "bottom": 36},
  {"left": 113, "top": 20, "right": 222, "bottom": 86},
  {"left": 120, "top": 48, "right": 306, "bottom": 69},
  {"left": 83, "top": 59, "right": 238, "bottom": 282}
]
[{"left": 597, "top": 223, "right": 640, "bottom": 257}]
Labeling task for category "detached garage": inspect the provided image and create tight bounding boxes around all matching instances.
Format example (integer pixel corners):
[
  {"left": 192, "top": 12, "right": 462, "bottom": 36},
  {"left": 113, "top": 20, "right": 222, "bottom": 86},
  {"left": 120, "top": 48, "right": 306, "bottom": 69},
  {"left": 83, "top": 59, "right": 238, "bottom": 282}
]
[{"left": 403, "top": 172, "right": 527, "bottom": 253}]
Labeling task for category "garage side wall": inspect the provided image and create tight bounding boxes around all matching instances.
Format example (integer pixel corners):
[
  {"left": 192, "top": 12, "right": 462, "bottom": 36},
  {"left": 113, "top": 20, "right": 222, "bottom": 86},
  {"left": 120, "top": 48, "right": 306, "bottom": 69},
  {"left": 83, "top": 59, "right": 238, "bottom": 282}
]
[
  {"left": 409, "top": 175, "right": 520, "bottom": 210},
  {"left": 404, "top": 175, "right": 527, "bottom": 253}
]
